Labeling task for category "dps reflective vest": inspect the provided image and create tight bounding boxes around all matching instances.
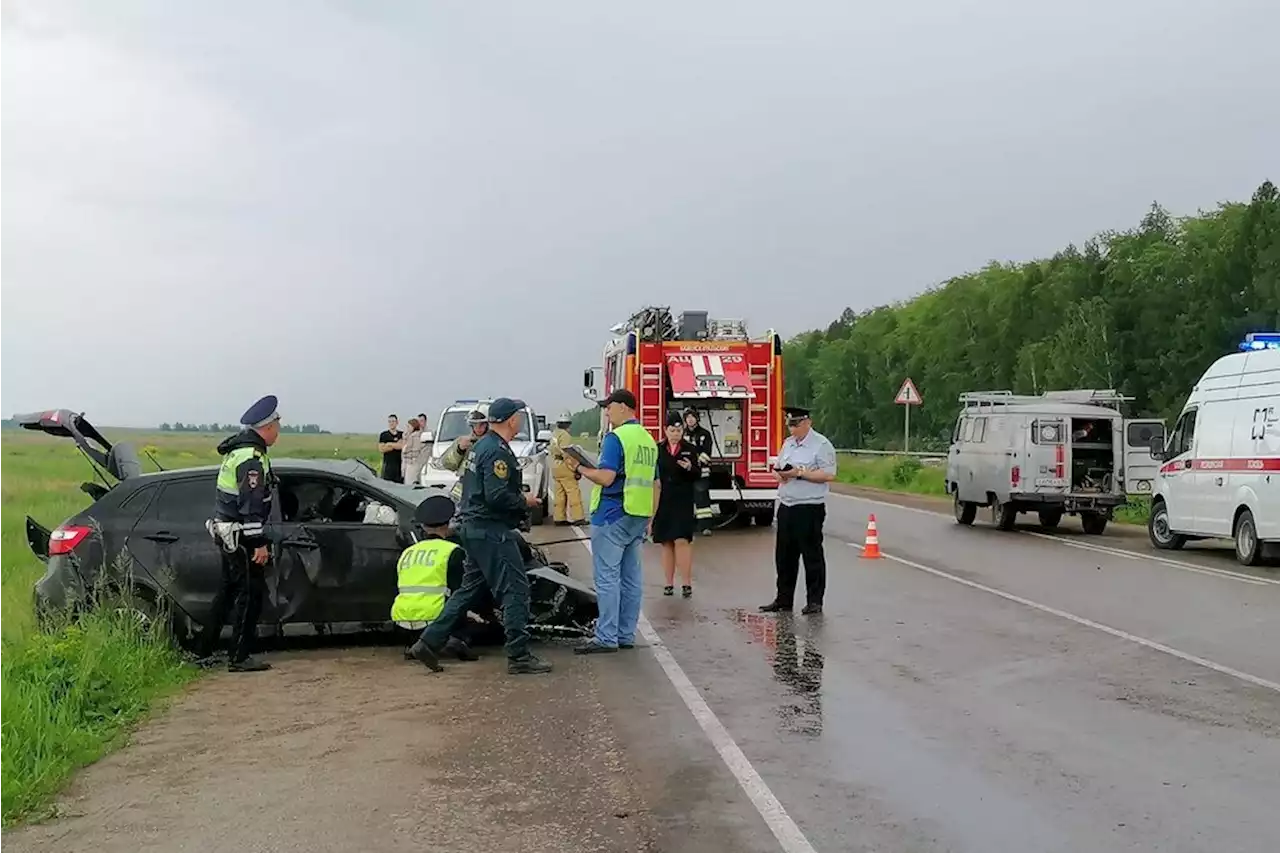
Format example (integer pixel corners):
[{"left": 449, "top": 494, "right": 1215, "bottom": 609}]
[
  {"left": 590, "top": 422, "right": 659, "bottom": 517},
  {"left": 216, "top": 446, "right": 272, "bottom": 497},
  {"left": 391, "top": 539, "right": 456, "bottom": 623}
]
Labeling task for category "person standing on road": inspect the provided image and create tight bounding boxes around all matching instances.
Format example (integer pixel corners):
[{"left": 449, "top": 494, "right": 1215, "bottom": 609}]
[
  {"left": 392, "top": 494, "right": 479, "bottom": 665},
  {"left": 760, "top": 405, "right": 837, "bottom": 616},
  {"left": 566, "top": 389, "right": 660, "bottom": 655},
  {"left": 548, "top": 412, "right": 586, "bottom": 526},
  {"left": 441, "top": 409, "right": 489, "bottom": 500},
  {"left": 200, "top": 395, "right": 281, "bottom": 672},
  {"left": 408, "top": 398, "right": 552, "bottom": 675},
  {"left": 682, "top": 408, "right": 716, "bottom": 536},
  {"left": 378, "top": 414, "right": 405, "bottom": 483},
  {"left": 653, "top": 411, "right": 701, "bottom": 598},
  {"left": 400, "top": 416, "right": 429, "bottom": 485}
]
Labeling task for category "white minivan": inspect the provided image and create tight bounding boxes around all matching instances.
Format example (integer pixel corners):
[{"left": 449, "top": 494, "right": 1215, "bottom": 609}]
[{"left": 1148, "top": 333, "right": 1280, "bottom": 565}]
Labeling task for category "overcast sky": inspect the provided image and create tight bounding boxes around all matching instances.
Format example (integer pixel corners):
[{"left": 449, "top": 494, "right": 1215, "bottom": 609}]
[{"left": 2, "top": 0, "right": 1276, "bottom": 432}]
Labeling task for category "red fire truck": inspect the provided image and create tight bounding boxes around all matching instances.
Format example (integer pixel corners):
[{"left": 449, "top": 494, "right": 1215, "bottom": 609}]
[{"left": 582, "top": 307, "right": 784, "bottom": 527}]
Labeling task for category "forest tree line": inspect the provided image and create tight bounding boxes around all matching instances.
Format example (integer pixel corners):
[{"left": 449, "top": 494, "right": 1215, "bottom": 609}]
[
  {"left": 784, "top": 181, "right": 1279, "bottom": 450},
  {"left": 565, "top": 181, "right": 1278, "bottom": 450}
]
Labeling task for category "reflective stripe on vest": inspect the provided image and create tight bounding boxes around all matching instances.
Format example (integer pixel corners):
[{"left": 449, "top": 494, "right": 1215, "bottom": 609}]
[
  {"left": 217, "top": 446, "right": 271, "bottom": 494},
  {"left": 391, "top": 539, "right": 457, "bottom": 624},
  {"left": 590, "top": 422, "right": 658, "bottom": 517}
]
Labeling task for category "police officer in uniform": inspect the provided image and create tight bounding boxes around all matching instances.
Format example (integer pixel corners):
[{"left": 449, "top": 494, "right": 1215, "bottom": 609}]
[
  {"left": 682, "top": 408, "right": 716, "bottom": 535},
  {"left": 759, "top": 405, "right": 837, "bottom": 616},
  {"left": 392, "top": 494, "right": 480, "bottom": 669},
  {"left": 408, "top": 398, "right": 552, "bottom": 675},
  {"left": 199, "top": 395, "right": 281, "bottom": 672}
]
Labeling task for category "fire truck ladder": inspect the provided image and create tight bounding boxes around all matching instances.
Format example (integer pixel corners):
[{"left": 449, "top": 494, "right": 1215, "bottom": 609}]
[
  {"left": 639, "top": 359, "right": 665, "bottom": 438},
  {"left": 747, "top": 361, "right": 772, "bottom": 476}
]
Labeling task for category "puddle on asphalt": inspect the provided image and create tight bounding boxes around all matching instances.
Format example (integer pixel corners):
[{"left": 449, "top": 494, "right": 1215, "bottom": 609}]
[{"left": 729, "top": 608, "right": 825, "bottom": 736}]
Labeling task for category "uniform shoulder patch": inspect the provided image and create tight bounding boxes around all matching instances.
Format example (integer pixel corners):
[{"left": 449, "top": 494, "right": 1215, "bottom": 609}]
[
  {"left": 247, "top": 469, "right": 261, "bottom": 489},
  {"left": 493, "top": 459, "right": 509, "bottom": 480}
]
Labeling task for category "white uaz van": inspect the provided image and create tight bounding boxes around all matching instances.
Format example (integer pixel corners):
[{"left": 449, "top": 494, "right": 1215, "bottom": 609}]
[{"left": 1148, "top": 332, "right": 1280, "bottom": 565}]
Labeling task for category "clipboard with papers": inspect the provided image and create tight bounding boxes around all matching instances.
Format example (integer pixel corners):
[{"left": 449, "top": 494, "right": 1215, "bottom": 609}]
[{"left": 563, "top": 445, "right": 599, "bottom": 469}]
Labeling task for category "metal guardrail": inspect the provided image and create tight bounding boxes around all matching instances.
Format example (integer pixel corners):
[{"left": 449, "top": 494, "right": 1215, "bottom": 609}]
[{"left": 835, "top": 448, "right": 948, "bottom": 460}]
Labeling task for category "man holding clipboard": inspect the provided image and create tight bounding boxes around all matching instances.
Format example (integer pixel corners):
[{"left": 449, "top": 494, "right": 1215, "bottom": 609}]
[{"left": 563, "top": 389, "right": 660, "bottom": 655}]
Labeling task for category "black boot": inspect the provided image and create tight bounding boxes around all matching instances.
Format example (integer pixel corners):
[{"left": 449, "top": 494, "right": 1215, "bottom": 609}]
[
  {"left": 759, "top": 601, "right": 791, "bottom": 613},
  {"left": 227, "top": 656, "right": 271, "bottom": 673},
  {"left": 408, "top": 639, "right": 443, "bottom": 672},
  {"left": 508, "top": 654, "right": 553, "bottom": 674},
  {"left": 445, "top": 637, "right": 479, "bottom": 661}
]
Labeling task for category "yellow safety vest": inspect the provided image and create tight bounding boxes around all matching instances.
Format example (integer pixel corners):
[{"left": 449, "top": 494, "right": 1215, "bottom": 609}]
[
  {"left": 391, "top": 539, "right": 456, "bottom": 623},
  {"left": 590, "top": 422, "right": 658, "bottom": 517}
]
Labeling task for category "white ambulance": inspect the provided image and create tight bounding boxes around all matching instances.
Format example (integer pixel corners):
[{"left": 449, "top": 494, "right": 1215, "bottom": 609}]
[{"left": 1148, "top": 332, "right": 1280, "bottom": 565}]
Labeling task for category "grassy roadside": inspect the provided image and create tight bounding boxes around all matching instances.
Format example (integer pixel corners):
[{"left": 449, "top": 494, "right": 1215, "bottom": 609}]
[
  {"left": 0, "top": 430, "right": 378, "bottom": 825},
  {"left": 834, "top": 453, "right": 1152, "bottom": 527}
]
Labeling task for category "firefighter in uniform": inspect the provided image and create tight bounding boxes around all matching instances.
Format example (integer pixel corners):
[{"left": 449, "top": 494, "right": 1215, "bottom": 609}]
[
  {"left": 441, "top": 409, "right": 489, "bottom": 501},
  {"left": 407, "top": 398, "right": 552, "bottom": 675},
  {"left": 682, "top": 408, "right": 716, "bottom": 535},
  {"left": 199, "top": 395, "right": 281, "bottom": 672},
  {"left": 760, "top": 406, "right": 837, "bottom": 616},
  {"left": 548, "top": 412, "right": 585, "bottom": 526},
  {"left": 392, "top": 494, "right": 480, "bottom": 669}
]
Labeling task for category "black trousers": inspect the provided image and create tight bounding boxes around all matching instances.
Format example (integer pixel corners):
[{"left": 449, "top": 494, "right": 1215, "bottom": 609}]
[
  {"left": 774, "top": 503, "right": 827, "bottom": 607},
  {"left": 198, "top": 545, "right": 266, "bottom": 662}
]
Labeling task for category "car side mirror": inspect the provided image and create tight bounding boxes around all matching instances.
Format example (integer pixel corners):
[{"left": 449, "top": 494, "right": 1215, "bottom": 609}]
[
  {"left": 1148, "top": 436, "right": 1166, "bottom": 460},
  {"left": 421, "top": 430, "right": 434, "bottom": 443},
  {"left": 536, "top": 428, "right": 552, "bottom": 443}
]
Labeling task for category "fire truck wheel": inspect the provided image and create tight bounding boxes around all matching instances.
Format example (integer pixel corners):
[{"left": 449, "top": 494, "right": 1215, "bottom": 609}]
[{"left": 754, "top": 508, "right": 775, "bottom": 527}]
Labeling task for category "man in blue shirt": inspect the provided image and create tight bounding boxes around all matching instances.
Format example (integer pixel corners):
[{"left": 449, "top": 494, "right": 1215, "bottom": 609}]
[{"left": 566, "top": 389, "right": 660, "bottom": 654}]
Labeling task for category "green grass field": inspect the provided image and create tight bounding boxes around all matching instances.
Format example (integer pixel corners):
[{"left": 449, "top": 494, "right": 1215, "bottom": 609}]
[
  {"left": 833, "top": 453, "right": 1151, "bottom": 526},
  {"left": 0, "top": 429, "right": 380, "bottom": 825}
]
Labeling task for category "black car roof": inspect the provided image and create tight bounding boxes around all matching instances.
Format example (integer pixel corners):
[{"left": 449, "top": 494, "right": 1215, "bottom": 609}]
[{"left": 126, "top": 457, "right": 379, "bottom": 482}]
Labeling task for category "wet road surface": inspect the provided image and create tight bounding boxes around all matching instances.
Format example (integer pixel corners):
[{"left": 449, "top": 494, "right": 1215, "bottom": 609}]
[{"left": 6, "top": 491, "right": 1279, "bottom": 852}]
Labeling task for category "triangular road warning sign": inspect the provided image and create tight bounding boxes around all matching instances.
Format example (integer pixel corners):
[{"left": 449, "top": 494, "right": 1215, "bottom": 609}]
[{"left": 895, "top": 378, "right": 922, "bottom": 405}]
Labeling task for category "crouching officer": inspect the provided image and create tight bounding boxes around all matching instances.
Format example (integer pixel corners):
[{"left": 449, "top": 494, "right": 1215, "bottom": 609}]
[
  {"left": 408, "top": 397, "right": 552, "bottom": 675},
  {"left": 392, "top": 494, "right": 479, "bottom": 669},
  {"left": 199, "top": 395, "right": 281, "bottom": 673}
]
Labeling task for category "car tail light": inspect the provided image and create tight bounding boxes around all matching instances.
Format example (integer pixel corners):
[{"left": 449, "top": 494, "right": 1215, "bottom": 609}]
[
  {"left": 1011, "top": 466, "right": 1021, "bottom": 488},
  {"left": 49, "top": 525, "right": 92, "bottom": 556},
  {"left": 1055, "top": 444, "right": 1065, "bottom": 479}
]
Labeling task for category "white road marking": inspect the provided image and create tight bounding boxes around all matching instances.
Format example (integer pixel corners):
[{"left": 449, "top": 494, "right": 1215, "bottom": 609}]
[
  {"left": 572, "top": 531, "right": 818, "bottom": 853},
  {"left": 1020, "top": 531, "right": 1277, "bottom": 586},
  {"left": 847, "top": 542, "right": 1280, "bottom": 694},
  {"left": 833, "top": 491, "right": 1280, "bottom": 588}
]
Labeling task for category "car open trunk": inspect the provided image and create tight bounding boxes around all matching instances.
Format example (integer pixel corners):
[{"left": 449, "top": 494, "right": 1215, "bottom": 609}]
[
  {"left": 14, "top": 409, "right": 142, "bottom": 487},
  {"left": 1069, "top": 416, "right": 1117, "bottom": 494}
]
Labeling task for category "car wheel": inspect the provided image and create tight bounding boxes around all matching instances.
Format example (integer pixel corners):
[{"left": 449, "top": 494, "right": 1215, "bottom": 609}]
[
  {"left": 1147, "top": 500, "right": 1186, "bottom": 550},
  {"left": 1038, "top": 509, "right": 1063, "bottom": 529},
  {"left": 954, "top": 492, "right": 976, "bottom": 526},
  {"left": 1080, "top": 512, "right": 1108, "bottom": 535},
  {"left": 994, "top": 501, "right": 1017, "bottom": 531},
  {"left": 1234, "top": 509, "right": 1262, "bottom": 566}
]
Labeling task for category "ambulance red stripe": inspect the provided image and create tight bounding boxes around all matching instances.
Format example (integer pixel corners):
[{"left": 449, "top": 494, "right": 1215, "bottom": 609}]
[{"left": 1159, "top": 457, "right": 1280, "bottom": 474}]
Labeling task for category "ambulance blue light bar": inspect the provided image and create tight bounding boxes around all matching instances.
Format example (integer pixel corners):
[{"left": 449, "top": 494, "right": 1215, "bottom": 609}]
[{"left": 1237, "top": 332, "right": 1280, "bottom": 351}]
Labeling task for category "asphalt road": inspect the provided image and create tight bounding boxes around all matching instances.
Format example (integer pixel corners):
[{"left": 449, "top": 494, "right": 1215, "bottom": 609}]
[{"left": 6, "top": 489, "right": 1278, "bottom": 853}]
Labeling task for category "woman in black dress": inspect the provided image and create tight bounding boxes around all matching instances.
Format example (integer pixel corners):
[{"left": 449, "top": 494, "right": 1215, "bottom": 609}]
[{"left": 652, "top": 412, "right": 702, "bottom": 597}]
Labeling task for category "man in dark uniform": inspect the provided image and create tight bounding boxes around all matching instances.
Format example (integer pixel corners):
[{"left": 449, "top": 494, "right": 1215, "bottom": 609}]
[
  {"left": 407, "top": 397, "right": 552, "bottom": 675},
  {"left": 760, "top": 405, "right": 837, "bottom": 616},
  {"left": 199, "top": 395, "right": 281, "bottom": 672},
  {"left": 682, "top": 408, "right": 716, "bottom": 536}
]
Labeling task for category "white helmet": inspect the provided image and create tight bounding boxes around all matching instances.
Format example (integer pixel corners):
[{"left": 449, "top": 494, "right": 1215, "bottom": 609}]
[{"left": 556, "top": 411, "right": 573, "bottom": 424}]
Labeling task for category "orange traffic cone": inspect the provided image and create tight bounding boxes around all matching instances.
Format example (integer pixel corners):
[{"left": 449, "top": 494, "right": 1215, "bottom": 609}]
[{"left": 860, "top": 514, "right": 882, "bottom": 559}]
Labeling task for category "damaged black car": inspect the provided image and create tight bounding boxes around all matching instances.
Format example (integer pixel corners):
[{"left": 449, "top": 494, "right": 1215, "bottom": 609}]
[{"left": 20, "top": 409, "right": 598, "bottom": 651}]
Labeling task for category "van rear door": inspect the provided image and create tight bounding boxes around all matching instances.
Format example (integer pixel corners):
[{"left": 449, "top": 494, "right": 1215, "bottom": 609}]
[
  {"left": 1028, "top": 417, "right": 1069, "bottom": 493},
  {"left": 1122, "top": 419, "right": 1165, "bottom": 496}
]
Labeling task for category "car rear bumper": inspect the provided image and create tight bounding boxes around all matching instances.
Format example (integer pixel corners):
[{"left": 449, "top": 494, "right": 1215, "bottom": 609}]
[
  {"left": 1009, "top": 492, "right": 1126, "bottom": 511},
  {"left": 710, "top": 488, "right": 778, "bottom": 503}
]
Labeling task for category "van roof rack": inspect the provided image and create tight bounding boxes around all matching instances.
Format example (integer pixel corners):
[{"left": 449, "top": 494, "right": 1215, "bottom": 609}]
[{"left": 958, "top": 389, "right": 1134, "bottom": 410}]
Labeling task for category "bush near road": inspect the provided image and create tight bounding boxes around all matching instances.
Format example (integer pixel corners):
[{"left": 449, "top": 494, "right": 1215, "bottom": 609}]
[
  {"left": 0, "top": 431, "right": 378, "bottom": 825},
  {"left": 835, "top": 454, "right": 1151, "bottom": 527}
]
